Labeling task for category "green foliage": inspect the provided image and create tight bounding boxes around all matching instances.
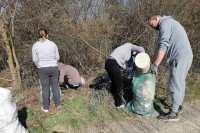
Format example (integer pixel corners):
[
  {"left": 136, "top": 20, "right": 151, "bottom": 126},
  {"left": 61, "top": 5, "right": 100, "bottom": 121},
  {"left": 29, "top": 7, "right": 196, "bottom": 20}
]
[
  {"left": 45, "top": 95, "right": 90, "bottom": 129},
  {"left": 24, "top": 78, "right": 200, "bottom": 132},
  {"left": 185, "top": 83, "right": 200, "bottom": 101},
  {"left": 154, "top": 73, "right": 200, "bottom": 109},
  {"left": 185, "top": 74, "right": 200, "bottom": 101},
  {"left": 26, "top": 89, "right": 133, "bottom": 132},
  {"left": 16, "top": 73, "right": 200, "bottom": 132}
]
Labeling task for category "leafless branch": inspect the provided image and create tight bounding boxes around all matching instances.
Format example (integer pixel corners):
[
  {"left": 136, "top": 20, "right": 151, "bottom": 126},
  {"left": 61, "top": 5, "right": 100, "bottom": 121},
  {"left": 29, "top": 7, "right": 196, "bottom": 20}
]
[
  {"left": 79, "top": 35, "right": 107, "bottom": 57},
  {"left": 133, "top": 29, "right": 147, "bottom": 42}
]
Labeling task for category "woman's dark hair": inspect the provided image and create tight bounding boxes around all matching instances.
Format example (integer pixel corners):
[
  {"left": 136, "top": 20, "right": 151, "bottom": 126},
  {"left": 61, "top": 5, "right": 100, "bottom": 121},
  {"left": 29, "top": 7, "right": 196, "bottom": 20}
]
[{"left": 38, "top": 28, "right": 48, "bottom": 38}]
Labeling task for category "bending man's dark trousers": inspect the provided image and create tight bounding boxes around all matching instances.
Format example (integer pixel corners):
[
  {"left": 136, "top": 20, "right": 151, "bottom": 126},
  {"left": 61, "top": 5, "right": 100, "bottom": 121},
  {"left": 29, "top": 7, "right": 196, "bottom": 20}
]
[{"left": 105, "top": 58, "right": 123, "bottom": 106}]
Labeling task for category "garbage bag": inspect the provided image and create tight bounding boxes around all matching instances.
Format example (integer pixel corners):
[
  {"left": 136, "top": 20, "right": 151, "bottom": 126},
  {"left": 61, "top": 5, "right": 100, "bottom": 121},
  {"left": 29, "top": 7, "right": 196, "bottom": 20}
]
[
  {"left": 0, "top": 87, "right": 29, "bottom": 133},
  {"left": 126, "top": 73, "right": 156, "bottom": 115}
]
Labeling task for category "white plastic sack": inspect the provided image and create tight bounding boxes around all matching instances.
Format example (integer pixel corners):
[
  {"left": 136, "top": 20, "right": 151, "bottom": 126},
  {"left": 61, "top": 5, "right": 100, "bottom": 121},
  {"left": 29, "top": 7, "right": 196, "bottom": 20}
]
[{"left": 0, "top": 87, "right": 29, "bottom": 133}]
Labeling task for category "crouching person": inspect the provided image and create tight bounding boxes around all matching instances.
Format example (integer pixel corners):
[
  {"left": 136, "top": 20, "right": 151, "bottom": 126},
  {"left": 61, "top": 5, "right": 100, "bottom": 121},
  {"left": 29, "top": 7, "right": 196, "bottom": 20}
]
[
  {"left": 126, "top": 53, "right": 157, "bottom": 115},
  {"left": 58, "top": 62, "right": 84, "bottom": 89}
]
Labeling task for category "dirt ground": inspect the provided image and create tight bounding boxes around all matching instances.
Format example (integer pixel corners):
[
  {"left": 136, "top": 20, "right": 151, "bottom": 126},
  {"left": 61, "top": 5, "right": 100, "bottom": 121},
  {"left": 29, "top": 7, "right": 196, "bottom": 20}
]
[
  {"left": 14, "top": 75, "right": 200, "bottom": 133},
  {"left": 61, "top": 100, "right": 200, "bottom": 133},
  {"left": 78, "top": 76, "right": 200, "bottom": 133}
]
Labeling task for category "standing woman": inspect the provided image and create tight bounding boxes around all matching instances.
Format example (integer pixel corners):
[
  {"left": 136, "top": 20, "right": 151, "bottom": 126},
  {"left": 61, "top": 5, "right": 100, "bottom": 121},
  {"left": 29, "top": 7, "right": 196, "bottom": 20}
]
[{"left": 32, "top": 28, "right": 61, "bottom": 113}]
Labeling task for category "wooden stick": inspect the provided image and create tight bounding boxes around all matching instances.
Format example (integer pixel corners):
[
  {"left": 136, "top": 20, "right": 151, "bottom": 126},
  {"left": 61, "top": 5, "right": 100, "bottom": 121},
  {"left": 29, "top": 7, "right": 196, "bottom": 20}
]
[
  {"left": 79, "top": 35, "right": 107, "bottom": 57},
  {"left": 133, "top": 29, "right": 147, "bottom": 42}
]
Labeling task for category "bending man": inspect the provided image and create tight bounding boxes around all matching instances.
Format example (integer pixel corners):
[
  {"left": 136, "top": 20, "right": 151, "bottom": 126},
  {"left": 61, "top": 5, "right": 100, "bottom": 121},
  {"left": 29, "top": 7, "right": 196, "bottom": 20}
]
[{"left": 105, "top": 43, "right": 145, "bottom": 108}]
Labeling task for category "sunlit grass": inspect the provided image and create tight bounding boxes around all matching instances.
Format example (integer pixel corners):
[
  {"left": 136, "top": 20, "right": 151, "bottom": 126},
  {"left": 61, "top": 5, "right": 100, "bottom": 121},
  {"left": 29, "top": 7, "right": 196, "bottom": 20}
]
[
  {"left": 21, "top": 73, "right": 200, "bottom": 132},
  {"left": 26, "top": 89, "right": 133, "bottom": 132}
]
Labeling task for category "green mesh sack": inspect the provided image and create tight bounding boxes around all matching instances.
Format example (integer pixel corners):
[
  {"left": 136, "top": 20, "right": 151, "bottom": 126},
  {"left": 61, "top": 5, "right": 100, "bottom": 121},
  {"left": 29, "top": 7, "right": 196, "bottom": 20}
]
[{"left": 126, "top": 73, "right": 156, "bottom": 115}]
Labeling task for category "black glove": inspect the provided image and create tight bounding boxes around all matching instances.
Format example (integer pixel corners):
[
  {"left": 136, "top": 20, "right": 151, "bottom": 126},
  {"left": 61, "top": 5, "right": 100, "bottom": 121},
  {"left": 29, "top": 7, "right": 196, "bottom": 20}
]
[{"left": 151, "top": 64, "right": 158, "bottom": 74}]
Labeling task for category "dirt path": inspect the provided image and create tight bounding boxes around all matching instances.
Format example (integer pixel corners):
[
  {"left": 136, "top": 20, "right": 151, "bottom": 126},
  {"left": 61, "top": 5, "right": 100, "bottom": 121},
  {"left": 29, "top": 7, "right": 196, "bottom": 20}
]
[{"left": 73, "top": 100, "right": 200, "bottom": 133}]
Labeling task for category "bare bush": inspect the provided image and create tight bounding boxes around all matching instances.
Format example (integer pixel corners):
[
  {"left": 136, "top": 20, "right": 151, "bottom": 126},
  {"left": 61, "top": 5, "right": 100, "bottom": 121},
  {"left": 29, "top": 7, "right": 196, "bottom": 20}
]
[{"left": 0, "top": 0, "right": 199, "bottom": 88}]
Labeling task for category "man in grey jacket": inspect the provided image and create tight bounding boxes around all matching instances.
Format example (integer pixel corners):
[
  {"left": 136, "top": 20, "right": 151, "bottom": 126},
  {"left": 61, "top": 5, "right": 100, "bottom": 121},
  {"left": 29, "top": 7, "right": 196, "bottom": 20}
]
[
  {"left": 148, "top": 15, "right": 193, "bottom": 121},
  {"left": 105, "top": 43, "right": 145, "bottom": 108}
]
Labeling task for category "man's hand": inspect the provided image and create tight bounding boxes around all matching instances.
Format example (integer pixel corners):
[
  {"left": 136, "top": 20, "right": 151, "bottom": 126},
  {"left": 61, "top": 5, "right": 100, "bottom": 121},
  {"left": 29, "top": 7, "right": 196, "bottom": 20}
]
[{"left": 151, "top": 64, "right": 158, "bottom": 74}]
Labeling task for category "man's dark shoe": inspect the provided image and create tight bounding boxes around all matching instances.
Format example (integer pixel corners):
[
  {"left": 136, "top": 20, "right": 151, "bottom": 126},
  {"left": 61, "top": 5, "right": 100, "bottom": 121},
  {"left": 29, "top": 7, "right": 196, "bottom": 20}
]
[
  {"left": 165, "top": 105, "right": 183, "bottom": 113},
  {"left": 178, "top": 105, "right": 183, "bottom": 113},
  {"left": 157, "top": 111, "right": 179, "bottom": 121}
]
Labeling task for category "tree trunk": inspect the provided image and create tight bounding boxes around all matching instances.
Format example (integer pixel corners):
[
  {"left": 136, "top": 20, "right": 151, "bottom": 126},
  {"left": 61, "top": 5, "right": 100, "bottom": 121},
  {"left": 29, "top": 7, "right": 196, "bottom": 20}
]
[
  {"left": 10, "top": 9, "right": 22, "bottom": 88},
  {"left": 0, "top": 15, "right": 21, "bottom": 89}
]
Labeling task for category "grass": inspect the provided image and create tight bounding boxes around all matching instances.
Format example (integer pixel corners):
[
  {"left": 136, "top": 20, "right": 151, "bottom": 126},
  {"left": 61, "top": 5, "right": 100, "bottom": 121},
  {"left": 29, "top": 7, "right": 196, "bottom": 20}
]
[
  {"left": 24, "top": 88, "right": 133, "bottom": 133},
  {"left": 16, "top": 73, "right": 200, "bottom": 132},
  {"left": 154, "top": 73, "right": 200, "bottom": 110},
  {"left": 185, "top": 74, "right": 200, "bottom": 101}
]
